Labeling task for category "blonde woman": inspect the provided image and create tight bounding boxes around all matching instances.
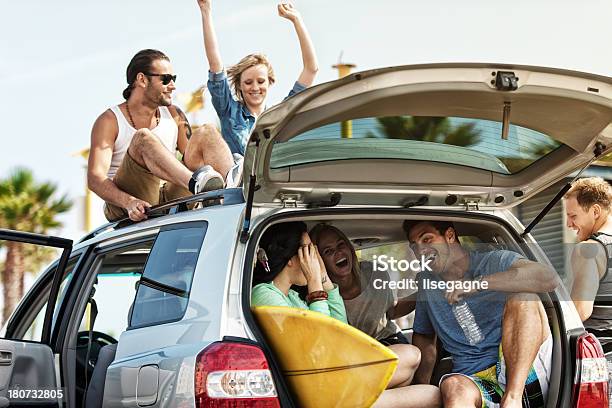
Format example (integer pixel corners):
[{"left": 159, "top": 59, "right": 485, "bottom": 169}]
[
  {"left": 311, "top": 224, "right": 441, "bottom": 407},
  {"left": 195, "top": 0, "right": 318, "bottom": 183}
]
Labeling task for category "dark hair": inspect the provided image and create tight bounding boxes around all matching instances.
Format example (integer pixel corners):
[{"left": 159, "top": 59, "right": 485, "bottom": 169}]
[
  {"left": 122, "top": 49, "right": 170, "bottom": 100},
  {"left": 402, "top": 220, "right": 456, "bottom": 240},
  {"left": 253, "top": 221, "right": 307, "bottom": 286}
]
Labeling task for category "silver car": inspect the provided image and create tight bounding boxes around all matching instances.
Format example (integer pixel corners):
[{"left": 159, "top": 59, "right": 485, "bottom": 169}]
[{"left": 1, "top": 63, "right": 610, "bottom": 407}]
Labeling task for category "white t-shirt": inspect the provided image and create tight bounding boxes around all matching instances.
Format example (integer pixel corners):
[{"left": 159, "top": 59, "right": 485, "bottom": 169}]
[{"left": 343, "top": 261, "right": 399, "bottom": 340}]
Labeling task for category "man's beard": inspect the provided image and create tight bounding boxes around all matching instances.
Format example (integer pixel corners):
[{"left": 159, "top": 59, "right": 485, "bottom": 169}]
[
  {"left": 145, "top": 87, "right": 171, "bottom": 107},
  {"left": 431, "top": 244, "right": 452, "bottom": 275},
  {"left": 158, "top": 94, "right": 172, "bottom": 106}
]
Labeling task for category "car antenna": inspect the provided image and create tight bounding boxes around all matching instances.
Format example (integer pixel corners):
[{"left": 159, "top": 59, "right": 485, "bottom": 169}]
[{"left": 521, "top": 142, "right": 607, "bottom": 237}]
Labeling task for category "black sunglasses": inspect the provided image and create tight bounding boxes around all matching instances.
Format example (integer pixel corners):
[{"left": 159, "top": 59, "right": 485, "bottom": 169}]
[{"left": 144, "top": 73, "right": 177, "bottom": 85}]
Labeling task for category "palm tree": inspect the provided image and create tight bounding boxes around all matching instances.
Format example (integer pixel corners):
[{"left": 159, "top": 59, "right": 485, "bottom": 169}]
[
  {"left": 500, "top": 137, "right": 561, "bottom": 173},
  {"left": 370, "top": 116, "right": 481, "bottom": 147},
  {"left": 0, "top": 168, "right": 72, "bottom": 323}
]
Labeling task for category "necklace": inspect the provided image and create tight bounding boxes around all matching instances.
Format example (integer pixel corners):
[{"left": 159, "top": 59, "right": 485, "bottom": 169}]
[{"left": 125, "top": 103, "right": 160, "bottom": 129}]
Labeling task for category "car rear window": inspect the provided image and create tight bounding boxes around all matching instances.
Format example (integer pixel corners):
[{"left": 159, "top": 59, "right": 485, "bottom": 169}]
[
  {"left": 270, "top": 116, "right": 562, "bottom": 174},
  {"left": 129, "top": 222, "right": 207, "bottom": 329}
]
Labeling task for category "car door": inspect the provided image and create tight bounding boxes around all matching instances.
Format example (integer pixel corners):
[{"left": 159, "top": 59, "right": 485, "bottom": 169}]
[
  {"left": 0, "top": 229, "right": 73, "bottom": 408},
  {"left": 100, "top": 213, "right": 247, "bottom": 408}
]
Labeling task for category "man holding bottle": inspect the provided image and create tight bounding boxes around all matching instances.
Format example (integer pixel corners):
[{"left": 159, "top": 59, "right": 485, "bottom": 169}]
[{"left": 403, "top": 220, "right": 558, "bottom": 408}]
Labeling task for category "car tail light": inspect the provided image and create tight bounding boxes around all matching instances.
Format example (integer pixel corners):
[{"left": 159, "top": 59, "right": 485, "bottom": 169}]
[
  {"left": 195, "top": 341, "right": 280, "bottom": 408},
  {"left": 573, "top": 333, "right": 609, "bottom": 407}
]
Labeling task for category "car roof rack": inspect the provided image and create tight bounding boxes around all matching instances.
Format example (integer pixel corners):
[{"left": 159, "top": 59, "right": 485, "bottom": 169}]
[{"left": 78, "top": 188, "right": 244, "bottom": 244}]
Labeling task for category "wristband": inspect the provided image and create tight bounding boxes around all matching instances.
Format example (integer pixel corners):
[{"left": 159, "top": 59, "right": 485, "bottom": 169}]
[
  {"left": 475, "top": 275, "right": 486, "bottom": 292},
  {"left": 306, "top": 290, "right": 328, "bottom": 305}
]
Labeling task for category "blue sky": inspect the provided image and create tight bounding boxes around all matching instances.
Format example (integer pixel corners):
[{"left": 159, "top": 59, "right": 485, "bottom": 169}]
[{"left": 1, "top": 0, "right": 611, "bottom": 240}]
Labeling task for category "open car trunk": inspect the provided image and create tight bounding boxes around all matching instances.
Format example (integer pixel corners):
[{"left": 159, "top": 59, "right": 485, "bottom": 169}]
[
  {"left": 242, "top": 63, "right": 612, "bottom": 213},
  {"left": 239, "top": 63, "right": 610, "bottom": 407},
  {"left": 244, "top": 209, "right": 575, "bottom": 408}
]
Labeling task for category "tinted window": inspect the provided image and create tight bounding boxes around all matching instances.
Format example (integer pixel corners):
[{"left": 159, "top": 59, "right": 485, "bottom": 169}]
[
  {"left": 130, "top": 223, "right": 207, "bottom": 328},
  {"left": 271, "top": 116, "right": 562, "bottom": 174}
]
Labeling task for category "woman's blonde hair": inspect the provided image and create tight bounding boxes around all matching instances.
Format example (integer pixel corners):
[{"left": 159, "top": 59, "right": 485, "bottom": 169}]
[
  {"left": 227, "top": 53, "right": 276, "bottom": 103},
  {"left": 309, "top": 223, "right": 362, "bottom": 285}
]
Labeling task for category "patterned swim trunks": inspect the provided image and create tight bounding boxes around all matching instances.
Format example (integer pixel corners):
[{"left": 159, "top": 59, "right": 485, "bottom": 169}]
[{"left": 440, "top": 336, "right": 552, "bottom": 408}]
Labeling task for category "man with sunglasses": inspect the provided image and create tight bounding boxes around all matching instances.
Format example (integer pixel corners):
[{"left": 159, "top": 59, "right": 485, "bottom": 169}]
[{"left": 88, "top": 49, "right": 237, "bottom": 222}]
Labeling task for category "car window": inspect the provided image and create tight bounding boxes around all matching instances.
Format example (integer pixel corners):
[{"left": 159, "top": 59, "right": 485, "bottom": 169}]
[
  {"left": 86, "top": 273, "right": 141, "bottom": 337},
  {"left": 20, "top": 256, "right": 81, "bottom": 342},
  {"left": 271, "top": 115, "right": 562, "bottom": 174},
  {"left": 70, "top": 241, "right": 152, "bottom": 405},
  {"left": 76, "top": 242, "right": 152, "bottom": 338},
  {"left": 129, "top": 222, "right": 207, "bottom": 329},
  {"left": 359, "top": 242, "right": 418, "bottom": 330},
  {"left": 359, "top": 242, "right": 418, "bottom": 289}
]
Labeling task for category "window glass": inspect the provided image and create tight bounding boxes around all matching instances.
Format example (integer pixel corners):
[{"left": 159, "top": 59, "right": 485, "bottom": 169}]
[
  {"left": 271, "top": 116, "right": 562, "bottom": 174},
  {"left": 21, "top": 256, "right": 80, "bottom": 342},
  {"left": 22, "top": 303, "right": 46, "bottom": 342},
  {"left": 76, "top": 243, "right": 152, "bottom": 337},
  {"left": 130, "top": 223, "right": 207, "bottom": 328},
  {"left": 130, "top": 285, "right": 189, "bottom": 328},
  {"left": 78, "top": 272, "right": 141, "bottom": 337},
  {"left": 359, "top": 242, "right": 417, "bottom": 330}
]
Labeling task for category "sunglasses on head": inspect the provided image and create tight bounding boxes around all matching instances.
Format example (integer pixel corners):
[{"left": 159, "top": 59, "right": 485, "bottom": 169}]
[{"left": 144, "top": 73, "right": 177, "bottom": 85}]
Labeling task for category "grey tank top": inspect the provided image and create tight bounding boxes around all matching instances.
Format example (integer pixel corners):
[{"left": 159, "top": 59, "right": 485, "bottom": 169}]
[{"left": 584, "top": 232, "right": 612, "bottom": 332}]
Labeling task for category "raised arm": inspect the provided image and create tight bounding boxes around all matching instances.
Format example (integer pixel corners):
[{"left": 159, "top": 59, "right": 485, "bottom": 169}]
[
  {"left": 88, "top": 111, "right": 150, "bottom": 221},
  {"left": 197, "top": 0, "right": 223, "bottom": 73},
  {"left": 277, "top": 2, "right": 318, "bottom": 87}
]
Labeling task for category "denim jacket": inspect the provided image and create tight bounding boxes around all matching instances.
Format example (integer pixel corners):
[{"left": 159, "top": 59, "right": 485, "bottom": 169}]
[{"left": 207, "top": 70, "right": 306, "bottom": 155}]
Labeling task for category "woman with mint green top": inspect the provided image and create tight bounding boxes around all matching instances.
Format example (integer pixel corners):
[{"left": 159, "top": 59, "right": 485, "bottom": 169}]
[{"left": 251, "top": 221, "right": 347, "bottom": 323}]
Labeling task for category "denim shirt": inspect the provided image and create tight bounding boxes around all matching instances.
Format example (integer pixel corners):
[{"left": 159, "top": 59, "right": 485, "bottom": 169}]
[{"left": 208, "top": 70, "right": 306, "bottom": 155}]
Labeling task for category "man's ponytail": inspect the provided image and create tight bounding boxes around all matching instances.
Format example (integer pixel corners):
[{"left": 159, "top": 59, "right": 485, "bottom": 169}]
[{"left": 123, "top": 49, "right": 170, "bottom": 100}]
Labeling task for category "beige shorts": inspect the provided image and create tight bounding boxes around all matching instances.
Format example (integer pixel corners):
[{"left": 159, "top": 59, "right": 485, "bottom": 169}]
[{"left": 103, "top": 152, "right": 191, "bottom": 221}]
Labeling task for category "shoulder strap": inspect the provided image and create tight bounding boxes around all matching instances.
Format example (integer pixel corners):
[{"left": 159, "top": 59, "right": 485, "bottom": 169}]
[{"left": 587, "top": 233, "right": 612, "bottom": 282}]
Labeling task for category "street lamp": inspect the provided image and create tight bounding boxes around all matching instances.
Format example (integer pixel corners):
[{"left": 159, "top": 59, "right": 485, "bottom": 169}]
[
  {"left": 72, "top": 148, "right": 91, "bottom": 232},
  {"left": 332, "top": 56, "right": 356, "bottom": 138}
]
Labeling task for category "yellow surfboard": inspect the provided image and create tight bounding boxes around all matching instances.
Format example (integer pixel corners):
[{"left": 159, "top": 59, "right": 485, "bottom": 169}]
[{"left": 252, "top": 306, "right": 398, "bottom": 408}]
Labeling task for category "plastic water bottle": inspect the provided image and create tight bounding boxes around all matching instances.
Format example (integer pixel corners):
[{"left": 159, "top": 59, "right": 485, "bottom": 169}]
[{"left": 452, "top": 300, "right": 484, "bottom": 345}]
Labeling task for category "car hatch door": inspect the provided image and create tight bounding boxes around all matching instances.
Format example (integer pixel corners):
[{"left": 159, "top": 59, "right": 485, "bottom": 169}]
[{"left": 243, "top": 63, "right": 612, "bottom": 210}]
